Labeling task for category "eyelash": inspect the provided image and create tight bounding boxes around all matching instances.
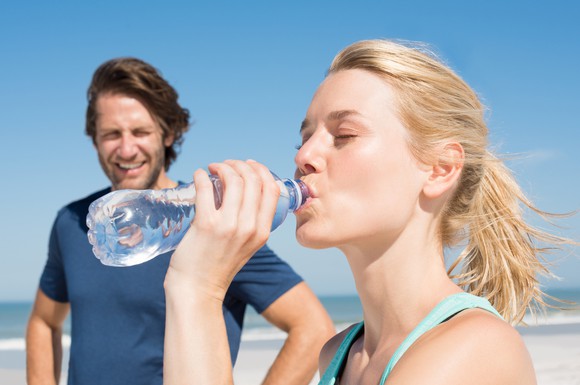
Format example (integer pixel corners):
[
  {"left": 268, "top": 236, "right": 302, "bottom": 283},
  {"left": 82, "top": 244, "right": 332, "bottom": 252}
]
[
  {"left": 295, "top": 135, "right": 356, "bottom": 151},
  {"left": 333, "top": 135, "right": 357, "bottom": 147},
  {"left": 335, "top": 134, "right": 356, "bottom": 140}
]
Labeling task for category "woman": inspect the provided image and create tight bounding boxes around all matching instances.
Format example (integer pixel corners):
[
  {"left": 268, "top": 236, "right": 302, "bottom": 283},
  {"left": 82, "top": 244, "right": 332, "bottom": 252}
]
[{"left": 163, "top": 40, "right": 574, "bottom": 384}]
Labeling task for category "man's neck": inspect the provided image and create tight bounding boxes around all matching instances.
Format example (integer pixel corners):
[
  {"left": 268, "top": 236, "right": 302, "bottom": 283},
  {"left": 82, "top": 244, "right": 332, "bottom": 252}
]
[{"left": 151, "top": 171, "right": 178, "bottom": 190}]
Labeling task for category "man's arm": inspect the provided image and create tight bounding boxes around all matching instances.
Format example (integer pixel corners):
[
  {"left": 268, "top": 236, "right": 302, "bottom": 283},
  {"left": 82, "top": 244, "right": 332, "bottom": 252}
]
[
  {"left": 26, "top": 289, "right": 70, "bottom": 385},
  {"left": 259, "top": 282, "right": 335, "bottom": 385}
]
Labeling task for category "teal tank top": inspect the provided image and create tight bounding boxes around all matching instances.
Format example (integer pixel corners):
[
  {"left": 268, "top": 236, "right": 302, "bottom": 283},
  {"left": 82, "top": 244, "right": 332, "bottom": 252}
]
[{"left": 318, "top": 293, "right": 502, "bottom": 385}]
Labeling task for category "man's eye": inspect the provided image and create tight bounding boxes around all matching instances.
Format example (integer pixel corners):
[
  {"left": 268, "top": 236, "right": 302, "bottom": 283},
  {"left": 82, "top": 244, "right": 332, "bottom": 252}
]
[{"left": 101, "top": 132, "right": 119, "bottom": 140}]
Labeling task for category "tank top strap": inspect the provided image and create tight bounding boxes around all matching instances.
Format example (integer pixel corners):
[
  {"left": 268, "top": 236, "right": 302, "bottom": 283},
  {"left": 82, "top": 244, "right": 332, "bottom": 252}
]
[
  {"left": 318, "top": 322, "right": 364, "bottom": 385},
  {"left": 318, "top": 293, "right": 501, "bottom": 385},
  {"left": 378, "top": 292, "right": 502, "bottom": 384}
]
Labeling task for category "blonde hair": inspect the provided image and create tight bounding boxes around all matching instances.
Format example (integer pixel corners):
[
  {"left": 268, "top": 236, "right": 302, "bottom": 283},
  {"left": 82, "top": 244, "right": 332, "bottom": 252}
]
[{"left": 329, "top": 39, "right": 575, "bottom": 324}]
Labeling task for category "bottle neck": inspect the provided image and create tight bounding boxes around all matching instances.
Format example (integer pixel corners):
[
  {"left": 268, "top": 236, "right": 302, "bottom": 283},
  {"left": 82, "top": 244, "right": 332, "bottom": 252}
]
[{"left": 283, "top": 179, "right": 309, "bottom": 211}]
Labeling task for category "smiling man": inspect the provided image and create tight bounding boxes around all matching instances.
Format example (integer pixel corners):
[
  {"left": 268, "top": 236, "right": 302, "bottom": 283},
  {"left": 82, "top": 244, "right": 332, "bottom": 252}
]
[
  {"left": 93, "top": 93, "right": 175, "bottom": 191},
  {"left": 26, "top": 57, "right": 334, "bottom": 385}
]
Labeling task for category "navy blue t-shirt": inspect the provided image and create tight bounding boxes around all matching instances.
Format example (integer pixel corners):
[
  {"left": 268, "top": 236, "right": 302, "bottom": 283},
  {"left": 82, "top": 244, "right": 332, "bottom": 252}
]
[{"left": 40, "top": 187, "right": 302, "bottom": 385}]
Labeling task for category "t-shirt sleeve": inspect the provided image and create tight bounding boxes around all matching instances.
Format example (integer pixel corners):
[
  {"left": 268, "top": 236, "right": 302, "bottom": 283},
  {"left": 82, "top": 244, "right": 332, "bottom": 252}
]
[
  {"left": 227, "top": 244, "right": 303, "bottom": 314},
  {"left": 39, "top": 213, "right": 69, "bottom": 303}
]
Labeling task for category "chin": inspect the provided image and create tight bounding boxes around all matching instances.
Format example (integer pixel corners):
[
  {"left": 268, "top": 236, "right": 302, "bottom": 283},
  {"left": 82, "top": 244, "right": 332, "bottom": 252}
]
[
  {"left": 113, "top": 179, "right": 148, "bottom": 191},
  {"left": 295, "top": 224, "right": 335, "bottom": 250}
]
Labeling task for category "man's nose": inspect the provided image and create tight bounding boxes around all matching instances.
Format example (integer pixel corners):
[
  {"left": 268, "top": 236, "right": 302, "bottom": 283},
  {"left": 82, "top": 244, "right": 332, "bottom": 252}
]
[{"left": 118, "top": 134, "right": 138, "bottom": 158}]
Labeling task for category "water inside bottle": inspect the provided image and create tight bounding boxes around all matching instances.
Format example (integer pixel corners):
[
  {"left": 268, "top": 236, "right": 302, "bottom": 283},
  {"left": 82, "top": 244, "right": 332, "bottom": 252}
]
[{"left": 87, "top": 177, "right": 307, "bottom": 267}]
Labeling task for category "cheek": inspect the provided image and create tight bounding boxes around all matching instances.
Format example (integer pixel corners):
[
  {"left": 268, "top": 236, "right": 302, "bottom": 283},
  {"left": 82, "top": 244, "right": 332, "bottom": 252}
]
[
  {"left": 330, "top": 144, "right": 388, "bottom": 194},
  {"left": 96, "top": 141, "right": 117, "bottom": 159},
  {"left": 141, "top": 136, "right": 166, "bottom": 155},
  {"left": 330, "top": 146, "right": 423, "bottom": 226}
]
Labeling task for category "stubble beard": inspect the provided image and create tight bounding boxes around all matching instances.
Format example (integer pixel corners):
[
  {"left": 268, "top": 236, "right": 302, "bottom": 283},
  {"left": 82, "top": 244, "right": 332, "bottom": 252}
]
[{"left": 100, "top": 150, "right": 167, "bottom": 191}]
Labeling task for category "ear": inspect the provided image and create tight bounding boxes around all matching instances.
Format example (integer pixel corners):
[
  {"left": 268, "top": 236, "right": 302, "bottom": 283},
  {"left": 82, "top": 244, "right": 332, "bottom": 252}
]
[
  {"left": 164, "top": 131, "right": 175, "bottom": 147},
  {"left": 423, "top": 142, "right": 464, "bottom": 199}
]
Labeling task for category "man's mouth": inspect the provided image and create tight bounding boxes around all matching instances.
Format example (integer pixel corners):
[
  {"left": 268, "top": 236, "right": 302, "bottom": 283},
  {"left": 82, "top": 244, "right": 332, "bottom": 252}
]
[{"left": 117, "top": 162, "right": 145, "bottom": 170}]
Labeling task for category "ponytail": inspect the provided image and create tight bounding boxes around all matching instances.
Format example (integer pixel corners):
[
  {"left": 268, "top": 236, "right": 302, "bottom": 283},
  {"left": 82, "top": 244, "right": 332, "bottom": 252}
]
[{"left": 447, "top": 152, "right": 571, "bottom": 324}]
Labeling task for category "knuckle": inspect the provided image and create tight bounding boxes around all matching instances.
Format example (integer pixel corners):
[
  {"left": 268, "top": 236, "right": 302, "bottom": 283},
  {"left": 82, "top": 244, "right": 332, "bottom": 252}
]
[
  {"left": 236, "top": 222, "right": 256, "bottom": 239},
  {"left": 255, "top": 228, "right": 270, "bottom": 245}
]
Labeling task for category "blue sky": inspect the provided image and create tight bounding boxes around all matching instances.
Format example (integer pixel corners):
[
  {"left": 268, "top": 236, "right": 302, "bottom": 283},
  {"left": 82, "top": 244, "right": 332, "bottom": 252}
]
[{"left": 0, "top": 1, "right": 578, "bottom": 301}]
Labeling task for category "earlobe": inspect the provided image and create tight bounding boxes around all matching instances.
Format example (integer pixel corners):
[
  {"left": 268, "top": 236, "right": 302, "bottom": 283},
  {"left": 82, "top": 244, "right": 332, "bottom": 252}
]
[{"left": 423, "top": 143, "right": 464, "bottom": 199}]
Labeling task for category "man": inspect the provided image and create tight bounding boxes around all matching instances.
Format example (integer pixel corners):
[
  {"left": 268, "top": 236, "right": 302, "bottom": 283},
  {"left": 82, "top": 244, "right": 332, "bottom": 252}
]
[{"left": 26, "top": 57, "right": 335, "bottom": 385}]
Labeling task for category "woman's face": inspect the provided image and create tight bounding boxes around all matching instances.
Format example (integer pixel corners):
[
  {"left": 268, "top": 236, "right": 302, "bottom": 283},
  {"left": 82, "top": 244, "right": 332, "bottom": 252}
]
[{"left": 294, "top": 69, "right": 430, "bottom": 251}]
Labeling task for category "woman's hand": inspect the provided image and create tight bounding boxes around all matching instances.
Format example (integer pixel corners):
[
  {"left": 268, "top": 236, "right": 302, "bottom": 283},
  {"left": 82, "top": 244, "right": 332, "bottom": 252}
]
[{"left": 165, "top": 159, "right": 280, "bottom": 302}]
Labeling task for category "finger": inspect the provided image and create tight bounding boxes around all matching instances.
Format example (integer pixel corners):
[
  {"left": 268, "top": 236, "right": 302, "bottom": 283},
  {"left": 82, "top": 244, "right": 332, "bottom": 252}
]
[
  {"left": 224, "top": 160, "right": 263, "bottom": 230},
  {"left": 207, "top": 162, "right": 244, "bottom": 221},
  {"left": 246, "top": 160, "right": 280, "bottom": 233},
  {"left": 191, "top": 168, "right": 217, "bottom": 221}
]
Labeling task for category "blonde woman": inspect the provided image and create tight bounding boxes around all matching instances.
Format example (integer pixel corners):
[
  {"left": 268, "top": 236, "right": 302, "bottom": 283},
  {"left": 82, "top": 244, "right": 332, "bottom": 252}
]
[{"left": 163, "top": 40, "right": 574, "bottom": 384}]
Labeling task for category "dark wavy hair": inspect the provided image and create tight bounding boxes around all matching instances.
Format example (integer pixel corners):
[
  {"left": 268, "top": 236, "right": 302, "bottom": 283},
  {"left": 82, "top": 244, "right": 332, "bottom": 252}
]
[{"left": 85, "top": 57, "right": 190, "bottom": 170}]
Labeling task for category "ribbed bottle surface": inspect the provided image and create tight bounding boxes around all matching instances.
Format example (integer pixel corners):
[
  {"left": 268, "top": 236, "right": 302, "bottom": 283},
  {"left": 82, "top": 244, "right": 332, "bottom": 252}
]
[{"left": 86, "top": 174, "right": 307, "bottom": 267}]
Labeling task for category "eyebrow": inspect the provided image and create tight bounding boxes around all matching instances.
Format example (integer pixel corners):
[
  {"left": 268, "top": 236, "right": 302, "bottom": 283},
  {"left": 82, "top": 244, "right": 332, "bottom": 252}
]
[{"left": 300, "top": 109, "right": 361, "bottom": 133}]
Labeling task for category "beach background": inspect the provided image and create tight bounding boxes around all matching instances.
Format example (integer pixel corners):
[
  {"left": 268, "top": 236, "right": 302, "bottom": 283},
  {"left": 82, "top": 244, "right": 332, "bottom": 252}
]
[
  {"left": 1, "top": 1, "right": 579, "bottom": 384},
  {"left": 2, "top": 289, "right": 580, "bottom": 384}
]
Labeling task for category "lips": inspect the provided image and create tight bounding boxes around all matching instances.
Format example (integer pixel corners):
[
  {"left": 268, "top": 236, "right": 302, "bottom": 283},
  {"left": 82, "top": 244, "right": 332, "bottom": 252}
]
[
  {"left": 117, "top": 162, "right": 145, "bottom": 170},
  {"left": 294, "top": 179, "right": 316, "bottom": 214},
  {"left": 299, "top": 179, "right": 317, "bottom": 199}
]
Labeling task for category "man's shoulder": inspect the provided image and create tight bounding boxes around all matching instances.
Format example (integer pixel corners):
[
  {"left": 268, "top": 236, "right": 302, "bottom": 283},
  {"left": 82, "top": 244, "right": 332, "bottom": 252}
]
[
  {"left": 230, "top": 243, "right": 303, "bottom": 303},
  {"left": 56, "top": 187, "right": 111, "bottom": 221}
]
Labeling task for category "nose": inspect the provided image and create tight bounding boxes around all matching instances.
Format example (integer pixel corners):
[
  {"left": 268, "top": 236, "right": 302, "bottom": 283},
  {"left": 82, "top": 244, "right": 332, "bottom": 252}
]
[
  {"left": 118, "top": 133, "right": 138, "bottom": 158},
  {"left": 294, "top": 132, "right": 326, "bottom": 178}
]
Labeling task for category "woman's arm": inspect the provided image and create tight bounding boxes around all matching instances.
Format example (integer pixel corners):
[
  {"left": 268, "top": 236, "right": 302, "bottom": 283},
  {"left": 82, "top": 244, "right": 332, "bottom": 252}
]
[
  {"left": 163, "top": 160, "right": 280, "bottom": 385},
  {"left": 164, "top": 276, "right": 231, "bottom": 385}
]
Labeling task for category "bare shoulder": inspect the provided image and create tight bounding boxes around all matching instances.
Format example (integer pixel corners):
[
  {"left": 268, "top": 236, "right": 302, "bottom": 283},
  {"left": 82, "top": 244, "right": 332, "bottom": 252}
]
[
  {"left": 319, "top": 323, "right": 361, "bottom": 375},
  {"left": 386, "top": 309, "right": 536, "bottom": 385}
]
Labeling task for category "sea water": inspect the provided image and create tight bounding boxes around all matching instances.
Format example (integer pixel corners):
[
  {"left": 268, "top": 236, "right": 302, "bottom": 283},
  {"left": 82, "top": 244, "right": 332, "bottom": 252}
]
[{"left": 2, "top": 289, "right": 580, "bottom": 352}]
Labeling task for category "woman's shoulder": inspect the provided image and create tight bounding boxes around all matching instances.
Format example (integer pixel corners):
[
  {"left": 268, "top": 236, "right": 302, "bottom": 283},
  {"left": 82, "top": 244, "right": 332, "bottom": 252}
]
[{"left": 386, "top": 309, "right": 536, "bottom": 384}]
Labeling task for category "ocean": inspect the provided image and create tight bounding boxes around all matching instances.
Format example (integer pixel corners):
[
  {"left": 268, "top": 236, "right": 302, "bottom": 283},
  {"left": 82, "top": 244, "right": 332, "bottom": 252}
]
[{"left": 2, "top": 289, "right": 580, "bottom": 351}]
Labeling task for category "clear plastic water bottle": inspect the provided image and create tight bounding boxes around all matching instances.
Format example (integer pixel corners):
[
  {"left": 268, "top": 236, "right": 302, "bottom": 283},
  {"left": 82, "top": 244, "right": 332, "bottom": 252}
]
[{"left": 86, "top": 173, "right": 308, "bottom": 267}]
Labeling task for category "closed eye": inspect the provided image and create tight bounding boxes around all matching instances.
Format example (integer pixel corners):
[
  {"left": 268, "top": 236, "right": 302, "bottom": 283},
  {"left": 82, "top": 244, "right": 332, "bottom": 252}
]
[
  {"left": 333, "top": 134, "right": 357, "bottom": 147},
  {"left": 101, "top": 132, "right": 121, "bottom": 140},
  {"left": 133, "top": 129, "right": 152, "bottom": 137}
]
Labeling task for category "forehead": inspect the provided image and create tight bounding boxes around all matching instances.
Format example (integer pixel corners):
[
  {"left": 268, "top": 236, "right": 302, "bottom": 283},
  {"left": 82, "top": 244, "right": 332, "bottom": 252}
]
[
  {"left": 308, "top": 69, "right": 398, "bottom": 117},
  {"left": 94, "top": 93, "right": 156, "bottom": 127},
  {"left": 95, "top": 92, "right": 147, "bottom": 112}
]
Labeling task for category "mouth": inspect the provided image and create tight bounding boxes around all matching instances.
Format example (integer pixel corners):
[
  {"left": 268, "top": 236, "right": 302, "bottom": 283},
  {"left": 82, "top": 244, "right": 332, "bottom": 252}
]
[
  {"left": 294, "top": 179, "right": 316, "bottom": 213},
  {"left": 298, "top": 179, "right": 317, "bottom": 199},
  {"left": 117, "top": 162, "right": 145, "bottom": 170}
]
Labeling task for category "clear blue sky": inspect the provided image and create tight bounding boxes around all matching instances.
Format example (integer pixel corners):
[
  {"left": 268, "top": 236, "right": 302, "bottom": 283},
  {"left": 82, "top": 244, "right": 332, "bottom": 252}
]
[{"left": 0, "top": 1, "right": 578, "bottom": 301}]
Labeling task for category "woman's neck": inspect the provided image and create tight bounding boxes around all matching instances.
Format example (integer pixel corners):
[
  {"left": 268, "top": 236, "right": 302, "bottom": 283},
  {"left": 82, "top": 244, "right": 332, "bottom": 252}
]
[{"left": 340, "top": 226, "right": 461, "bottom": 356}]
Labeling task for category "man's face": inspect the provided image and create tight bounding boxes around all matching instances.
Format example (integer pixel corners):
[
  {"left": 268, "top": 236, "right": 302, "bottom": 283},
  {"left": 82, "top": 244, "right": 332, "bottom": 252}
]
[{"left": 93, "top": 93, "right": 174, "bottom": 191}]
